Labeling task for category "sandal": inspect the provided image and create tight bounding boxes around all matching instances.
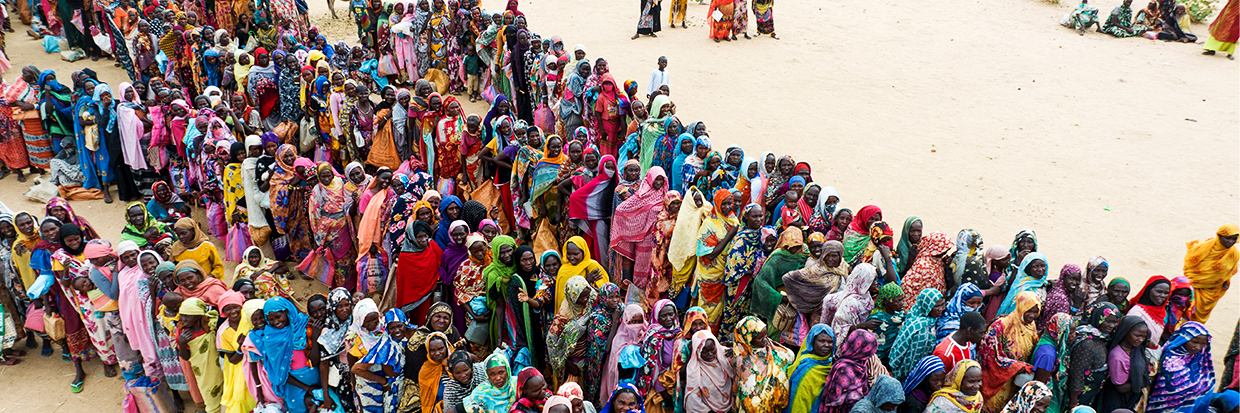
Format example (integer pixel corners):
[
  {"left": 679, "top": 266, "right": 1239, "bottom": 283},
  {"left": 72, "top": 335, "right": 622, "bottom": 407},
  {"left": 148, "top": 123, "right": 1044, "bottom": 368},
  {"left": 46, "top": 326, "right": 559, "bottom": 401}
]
[
  {"left": 61, "top": 352, "right": 71, "bottom": 362},
  {"left": 70, "top": 380, "right": 83, "bottom": 393},
  {"left": 3, "top": 358, "right": 20, "bottom": 366},
  {"left": 40, "top": 348, "right": 52, "bottom": 357}
]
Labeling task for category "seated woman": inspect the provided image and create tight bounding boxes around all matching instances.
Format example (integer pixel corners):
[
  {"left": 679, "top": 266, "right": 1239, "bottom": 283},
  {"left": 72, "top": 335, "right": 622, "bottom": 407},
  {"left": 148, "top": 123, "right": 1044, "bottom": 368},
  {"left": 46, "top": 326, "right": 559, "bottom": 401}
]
[
  {"left": 147, "top": 181, "right": 190, "bottom": 223},
  {"left": 47, "top": 139, "right": 104, "bottom": 200},
  {"left": 1156, "top": 4, "right": 1198, "bottom": 42},
  {"left": 1061, "top": 0, "right": 1102, "bottom": 35},
  {"left": 1102, "top": 0, "right": 1150, "bottom": 37},
  {"left": 170, "top": 218, "right": 225, "bottom": 280}
]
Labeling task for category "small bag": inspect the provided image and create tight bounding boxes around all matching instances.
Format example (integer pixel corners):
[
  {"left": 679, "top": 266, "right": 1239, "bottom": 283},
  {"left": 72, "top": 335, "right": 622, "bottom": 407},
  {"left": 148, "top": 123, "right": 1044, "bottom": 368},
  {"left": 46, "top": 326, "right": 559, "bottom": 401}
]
[
  {"left": 770, "top": 299, "right": 798, "bottom": 333},
  {"left": 225, "top": 224, "right": 253, "bottom": 262},
  {"left": 377, "top": 55, "right": 398, "bottom": 77},
  {"left": 481, "top": 85, "right": 498, "bottom": 104},
  {"left": 298, "top": 118, "right": 316, "bottom": 153},
  {"left": 23, "top": 304, "right": 45, "bottom": 332},
  {"left": 273, "top": 121, "right": 299, "bottom": 145},
  {"left": 44, "top": 312, "right": 65, "bottom": 341}
]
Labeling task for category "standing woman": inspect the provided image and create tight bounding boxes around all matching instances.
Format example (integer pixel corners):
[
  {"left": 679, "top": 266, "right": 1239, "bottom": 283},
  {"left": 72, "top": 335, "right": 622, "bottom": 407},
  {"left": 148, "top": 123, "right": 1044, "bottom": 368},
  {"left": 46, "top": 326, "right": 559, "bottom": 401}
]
[
  {"left": 268, "top": 145, "right": 314, "bottom": 261},
  {"left": 648, "top": 190, "right": 683, "bottom": 303},
  {"left": 1147, "top": 322, "right": 1215, "bottom": 413},
  {"left": 314, "top": 289, "right": 356, "bottom": 413},
  {"left": 980, "top": 292, "right": 1041, "bottom": 413},
  {"left": 888, "top": 288, "right": 946, "bottom": 380},
  {"left": 996, "top": 253, "right": 1050, "bottom": 318},
  {"left": 1182, "top": 224, "right": 1238, "bottom": 323},
  {"left": 122, "top": 250, "right": 189, "bottom": 395},
  {"left": 177, "top": 297, "right": 224, "bottom": 413},
  {"left": 1031, "top": 313, "right": 1073, "bottom": 413},
  {"left": 707, "top": 0, "right": 735, "bottom": 42},
  {"left": 820, "top": 263, "right": 879, "bottom": 339},
  {"left": 695, "top": 188, "right": 740, "bottom": 326},
  {"left": 1126, "top": 276, "right": 1173, "bottom": 346},
  {"left": 1065, "top": 302, "right": 1122, "bottom": 409},
  {"left": 731, "top": 0, "right": 749, "bottom": 40},
  {"left": 683, "top": 329, "right": 733, "bottom": 413},
  {"left": 752, "top": 0, "right": 777, "bottom": 38},
  {"left": 667, "top": 186, "right": 710, "bottom": 307},
  {"left": 1097, "top": 316, "right": 1152, "bottom": 413},
  {"left": 171, "top": 218, "right": 225, "bottom": 280},
  {"left": 785, "top": 324, "right": 835, "bottom": 413},
  {"left": 894, "top": 217, "right": 922, "bottom": 277},
  {"left": 508, "top": 245, "right": 547, "bottom": 369},
  {"left": 308, "top": 163, "right": 357, "bottom": 289},
  {"left": 900, "top": 231, "right": 952, "bottom": 309},
  {"left": 818, "top": 329, "right": 879, "bottom": 413},
  {"left": 392, "top": 220, "right": 444, "bottom": 321},
  {"left": 47, "top": 223, "right": 119, "bottom": 392},
  {"left": 248, "top": 297, "right": 317, "bottom": 413},
  {"left": 354, "top": 309, "right": 410, "bottom": 413},
  {"left": 668, "top": 0, "right": 688, "bottom": 27},
  {"left": 635, "top": 299, "right": 681, "bottom": 408},
  {"left": 783, "top": 237, "right": 848, "bottom": 326},
  {"left": 612, "top": 167, "right": 669, "bottom": 300},
  {"left": 633, "top": 0, "right": 663, "bottom": 39},
  {"left": 733, "top": 315, "right": 795, "bottom": 413},
  {"left": 483, "top": 236, "right": 518, "bottom": 349},
  {"left": 720, "top": 203, "right": 766, "bottom": 335}
]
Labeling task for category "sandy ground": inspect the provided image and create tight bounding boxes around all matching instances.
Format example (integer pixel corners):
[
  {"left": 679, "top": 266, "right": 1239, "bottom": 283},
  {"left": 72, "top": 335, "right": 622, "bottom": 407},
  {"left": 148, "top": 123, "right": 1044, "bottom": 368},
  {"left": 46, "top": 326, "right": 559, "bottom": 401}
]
[{"left": 0, "top": 0, "right": 1237, "bottom": 409}]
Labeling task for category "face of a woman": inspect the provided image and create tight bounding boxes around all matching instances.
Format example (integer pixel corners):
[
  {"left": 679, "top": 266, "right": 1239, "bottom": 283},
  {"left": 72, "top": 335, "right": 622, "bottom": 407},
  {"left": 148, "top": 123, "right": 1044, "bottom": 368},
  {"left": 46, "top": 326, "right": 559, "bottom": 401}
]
[
  {"left": 1148, "top": 282, "right": 1171, "bottom": 306},
  {"left": 822, "top": 250, "right": 842, "bottom": 268},
  {"left": 566, "top": 243, "right": 584, "bottom": 265},
  {"left": 835, "top": 211, "right": 853, "bottom": 231},
  {"left": 62, "top": 234, "right": 83, "bottom": 252},
  {"left": 415, "top": 230, "right": 431, "bottom": 249},
  {"left": 15, "top": 214, "right": 34, "bottom": 236},
  {"left": 307, "top": 299, "right": 329, "bottom": 321},
  {"left": 612, "top": 392, "right": 638, "bottom": 413},
  {"left": 744, "top": 206, "right": 764, "bottom": 229},
  {"left": 928, "top": 297, "right": 947, "bottom": 318},
  {"left": 807, "top": 240, "right": 824, "bottom": 258},
  {"left": 40, "top": 222, "right": 60, "bottom": 243},
  {"left": 140, "top": 254, "right": 160, "bottom": 275},
  {"left": 518, "top": 250, "right": 537, "bottom": 272},
  {"left": 521, "top": 375, "right": 546, "bottom": 400},
  {"left": 1021, "top": 305, "right": 1041, "bottom": 325},
  {"left": 1126, "top": 324, "right": 1149, "bottom": 348},
  {"left": 1026, "top": 259, "right": 1047, "bottom": 279},
  {"left": 268, "top": 310, "right": 290, "bottom": 329},
  {"left": 498, "top": 244, "right": 514, "bottom": 265},
  {"left": 451, "top": 362, "right": 473, "bottom": 384},
  {"left": 486, "top": 366, "right": 508, "bottom": 388},
  {"left": 812, "top": 331, "right": 834, "bottom": 357},
  {"left": 119, "top": 250, "right": 140, "bottom": 268},
  {"left": 427, "top": 338, "right": 448, "bottom": 362},
  {"left": 719, "top": 195, "right": 734, "bottom": 216},
  {"left": 925, "top": 371, "right": 947, "bottom": 392},
  {"left": 961, "top": 367, "right": 983, "bottom": 396},
  {"left": 655, "top": 305, "right": 676, "bottom": 329}
]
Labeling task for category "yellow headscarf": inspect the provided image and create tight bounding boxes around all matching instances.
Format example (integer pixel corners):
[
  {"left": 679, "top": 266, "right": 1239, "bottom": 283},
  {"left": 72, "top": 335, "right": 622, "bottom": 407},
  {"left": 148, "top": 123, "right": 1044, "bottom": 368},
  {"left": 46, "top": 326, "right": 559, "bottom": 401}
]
[
  {"left": 418, "top": 331, "right": 455, "bottom": 413},
  {"left": 1183, "top": 223, "right": 1239, "bottom": 288},
  {"left": 668, "top": 186, "right": 713, "bottom": 274},
  {"left": 930, "top": 359, "right": 984, "bottom": 413},
  {"left": 554, "top": 236, "right": 609, "bottom": 312}
]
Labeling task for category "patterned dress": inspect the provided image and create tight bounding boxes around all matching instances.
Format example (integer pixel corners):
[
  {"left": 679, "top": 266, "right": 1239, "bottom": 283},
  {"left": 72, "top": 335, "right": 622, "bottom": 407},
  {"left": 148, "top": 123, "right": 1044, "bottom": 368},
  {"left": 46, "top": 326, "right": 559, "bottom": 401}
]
[{"left": 733, "top": 316, "right": 793, "bottom": 413}]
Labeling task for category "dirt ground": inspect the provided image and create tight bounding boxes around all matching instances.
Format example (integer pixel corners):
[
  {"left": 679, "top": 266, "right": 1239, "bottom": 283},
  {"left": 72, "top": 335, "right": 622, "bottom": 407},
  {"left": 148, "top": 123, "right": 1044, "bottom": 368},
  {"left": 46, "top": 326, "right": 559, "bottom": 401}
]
[{"left": 0, "top": 0, "right": 1237, "bottom": 409}]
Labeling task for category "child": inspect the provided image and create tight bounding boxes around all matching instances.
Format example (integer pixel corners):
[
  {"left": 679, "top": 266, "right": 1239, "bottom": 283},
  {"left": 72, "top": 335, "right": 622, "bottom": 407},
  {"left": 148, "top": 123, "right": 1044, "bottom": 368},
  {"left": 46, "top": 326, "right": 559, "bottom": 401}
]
[
  {"left": 216, "top": 291, "right": 256, "bottom": 413},
  {"left": 178, "top": 297, "right": 223, "bottom": 413},
  {"left": 933, "top": 311, "right": 985, "bottom": 371},
  {"left": 160, "top": 291, "right": 207, "bottom": 407},
  {"left": 464, "top": 47, "right": 483, "bottom": 102},
  {"left": 868, "top": 283, "right": 905, "bottom": 361}
]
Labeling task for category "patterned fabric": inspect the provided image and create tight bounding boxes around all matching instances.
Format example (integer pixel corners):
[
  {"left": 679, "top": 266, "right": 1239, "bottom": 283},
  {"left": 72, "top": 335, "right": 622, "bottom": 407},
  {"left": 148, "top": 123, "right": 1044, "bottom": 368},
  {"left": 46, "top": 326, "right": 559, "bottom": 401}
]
[
  {"left": 582, "top": 283, "right": 620, "bottom": 404},
  {"left": 721, "top": 208, "right": 765, "bottom": 335},
  {"left": 786, "top": 324, "right": 835, "bottom": 413},
  {"left": 927, "top": 359, "right": 984, "bottom": 413},
  {"left": 637, "top": 299, "right": 682, "bottom": 393},
  {"left": 901, "top": 231, "right": 952, "bottom": 309},
  {"left": 1148, "top": 322, "right": 1215, "bottom": 413},
  {"left": 888, "top": 288, "right": 944, "bottom": 379},
  {"left": 1067, "top": 302, "right": 1119, "bottom": 406},
  {"left": 937, "top": 282, "right": 982, "bottom": 341},
  {"left": 733, "top": 316, "right": 794, "bottom": 413},
  {"left": 1037, "top": 313, "right": 1075, "bottom": 413},
  {"left": 998, "top": 381, "right": 1052, "bottom": 413},
  {"left": 903, "top": 355, "right": 948, "bottom": 395},
  {"left": 818, "top": 329, "right": 878, "bottom": 413},
  {"left": 981, "top": 292, "right": 1041, "bottom": 412},
  {"left": 1039, "top": 264, "right": 1078, "bottom": 329}
]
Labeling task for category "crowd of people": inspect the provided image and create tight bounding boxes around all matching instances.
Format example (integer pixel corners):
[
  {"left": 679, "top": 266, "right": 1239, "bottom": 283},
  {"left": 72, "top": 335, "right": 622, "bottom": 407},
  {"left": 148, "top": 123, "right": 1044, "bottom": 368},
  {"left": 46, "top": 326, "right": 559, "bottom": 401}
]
[
  {"left": 1058, "top": 0, "right": 1237, "bottom": 60},
  {"left": 0, "top": 0, "right": 1238, "bottom": 413}
]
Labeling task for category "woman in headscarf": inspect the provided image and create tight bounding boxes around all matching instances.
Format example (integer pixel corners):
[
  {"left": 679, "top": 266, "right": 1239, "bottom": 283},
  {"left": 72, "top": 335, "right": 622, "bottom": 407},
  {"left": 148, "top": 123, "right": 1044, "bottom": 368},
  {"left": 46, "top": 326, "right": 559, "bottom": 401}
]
[
  {"left": 681, "top": 329, "right": 732, "bottom": 413},
  {"left": 567, "top": 155, "right": 618, "bottom": 262},
  {"left": 980, "top": 291, "right": 1041, "bottom": 412},
  {"left": 1125, "top": 275, "right": 1174, "bottom": 346},
  {"left": 980, "top": 246, "right": 1012, "bottom": 321},
  {"left": 223, "top": 298, "right": 264, "bottom": 413},
  {"left": 1080, "top": 256, "right": 1109, "bottom": 305},
  {"left": 45, "top": 198, "right": 100, "bottom": 241},
  {"left": 648, "top": 190, "right": 683, "bottom": 302},
  {"left": 178, "top": 297, "right": 224, "bottom": 413},
  {"left": 309, "top": 289, "right": 355, "bottom": 412},
  {"left": 307, "top": 163, "right": 357, "bottom": 289},
  {"left": 734, "top": 315, "right": 795, "bottom": 413},
  {"left": 818, "top": 329, "right": 879, "bottom": 413},
  {"left": 785, "top": 324, "right": 835, "bottom": 413},
  {"left": 1065, "top": 302, "right": 1121, "bottom": 408},
  {"left": 694, "top": 188, "right": 739, "bottom": 325},
  {"left": 246, "top": 48, "right": 281, "bottom": 128},
  {"left": 707, "top": 0, "right": 734, "bottom": 41},
  {"left": 842, "top": 205, "right": 881, "bottom": 262},
  {"left": 122, "top": 250, "right": 189, "bottom": 394},
  {"left": 173, "top": 259, "right": 229, "bottom": 308},
  {"left": 1148, "top": 322, "right": 1215, "bottom": 413},
  {"left": 479, "top": 235, "right": 517, "bottom": 348},
  {"left": 719, "top": 203, "right": 766, "bottom": 336},
  {"left": 354, "top": 308, "right": 409, "bottom": 413},
  {"left": 782, "top": 236, "right": 847, "bottom": 326},
  {"left": 345, "top": 298, "right": 384, "bottom": 362},
  {"left": 463, "top": 352, "right": 519, "bottom": 413},
  {"left": 998, "top": 382, "right": 1053, "bottom": 413},
  {"left": 434, "top": 196, "right": 464, "bottom": 249},
  {"left": 750, "top": 228, "right": 808, "bottom": 331},
  {"left": 634, "top": 299, "right": 681, "bottom": 409},
  {"left": 581, "top": 283, "right": 622, "bottom": 404},
  {"left": 900, "top": 231, "right": 952, "bottom": 309},
  {"left": 1031, "top": 313, "right": 1074, "bottom": 413},
  {"left": 820, "top": 263, "right": 879, "bottom": 339},
  {"left": 599, "top": 303, "right": 649, "bottom": 405},
  {"left": 925, "top": 359, "right": 984, "bottom": 413},
  {"left": 1097, "top": 316, "right": 1152, "bottom": 413},
  {"left": 1035, "top": 265, "right": 1081, "bottom": 331},
  {"left": 119, "top": 202, "right": 174, "bottom": 247},
  {"left": 507, "top": 245, "right": 547, "bottom": 370},
  {"left": 553, "top": 236, "right": 610, "bottom": 312},
  {"left": 902, "top": 356, "right": 948, "bottom": 413},
  {"left": 391, "top": 220, "right": 443, "bottom": 322},
  {"left": 267, "top": 144, "right": 315, "bottom": 261},
  {"left": 950, "top": 229, "right": 985, "bottom": 291},
  {"left": 996, "top": 253, "right": 1050, "bottom": 317},
  {"left": 612, "top": 167, "right": 669, "bottom": 298},
  {"left": 667, "top": 186, "right": 710, "bottom": 307},
  {"left": 937, "top": 283, "right": 983, "bottom": 341},
  {"left": 1182, "top": 224, "right": 1238, "bottom": 322},
  {"left": 545, "top": 275, "right": 595, "bottom": 386},
  {"left": 147, "top": 180, "right": 189, "bottom": 223},
  {"left": 400, "top": 302, "right": 461, "bottom": 413},
  {"left": 854, "top": 376, "right": 906, "bottom": 413},
  {"left": 679, "top": 138, "right": 710, "bottom": 194},
  {"left": 170, "top": 218, "right": 224, "bottom": 280},
  {"left": 888, "top": 288, "right": 945, "bottom": 379}
]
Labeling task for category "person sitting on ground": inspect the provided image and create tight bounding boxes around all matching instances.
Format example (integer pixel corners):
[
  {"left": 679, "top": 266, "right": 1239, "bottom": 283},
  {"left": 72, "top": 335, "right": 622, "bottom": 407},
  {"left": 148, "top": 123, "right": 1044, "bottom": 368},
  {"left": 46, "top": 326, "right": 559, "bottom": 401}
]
[
  {"left": 1061, "top": 0, "right": 1102, "bottom": 35},
  {"left": 1102, "top": 0, "right": 1149, "bottom": 37}
]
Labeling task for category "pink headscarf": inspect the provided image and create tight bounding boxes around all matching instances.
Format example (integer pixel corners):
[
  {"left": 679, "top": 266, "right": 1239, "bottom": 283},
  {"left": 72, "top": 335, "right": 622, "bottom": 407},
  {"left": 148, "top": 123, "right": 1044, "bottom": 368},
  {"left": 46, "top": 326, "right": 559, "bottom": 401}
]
[
  {"left": 599, "top": 304, "right": 649, "bottom": 405},
  {"left": 116, "top": 82, "right": 150, "bottom": 170},
  {"left": 610, "top": 166, "right": 667, "bottom": 246}
]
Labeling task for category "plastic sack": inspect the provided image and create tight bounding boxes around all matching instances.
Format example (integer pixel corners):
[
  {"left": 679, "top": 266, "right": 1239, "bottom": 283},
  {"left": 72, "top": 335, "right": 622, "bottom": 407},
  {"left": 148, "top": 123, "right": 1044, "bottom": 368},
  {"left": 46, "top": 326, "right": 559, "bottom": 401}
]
[
  {"left": 481, "top": 85, "right": 497, "bottom": 104},
  {"left": 125, "top": 376, "right": 176, "bottom": 413},
  {"left": 41, "top": 35, "right": 61, "bottom": 53},
  {"left": 377, "top": 55, "right": 398, "bottom": 77},
  {"left": 26, "top": 273, "right": 54, "bottom": 300},
  {"left": 23, "top": 303, "right": 45, "bottom": 332},
  {"left": 535, "top": 103, "right": 556, "bottom": 133},
  {"left": 225, "top": 224, "right": 253, "bottom": 262}
]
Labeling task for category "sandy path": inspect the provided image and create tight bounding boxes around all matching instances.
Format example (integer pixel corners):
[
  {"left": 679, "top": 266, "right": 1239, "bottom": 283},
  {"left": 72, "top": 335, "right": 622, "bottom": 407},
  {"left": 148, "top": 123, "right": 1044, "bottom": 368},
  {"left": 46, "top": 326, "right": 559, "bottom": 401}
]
[{"left": 0, "top": 0, "right": 1236, "bottom": 409}]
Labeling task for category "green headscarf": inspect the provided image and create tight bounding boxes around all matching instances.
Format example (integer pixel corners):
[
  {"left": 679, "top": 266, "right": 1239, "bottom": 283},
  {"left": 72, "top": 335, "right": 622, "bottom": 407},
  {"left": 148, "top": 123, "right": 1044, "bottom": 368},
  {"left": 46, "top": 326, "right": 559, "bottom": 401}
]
[
  {"left": 120, "top": 201, "right": 173, "bottom": 245},
  {"left": 483, "top": 235, "right": 517, "bottom": 343},
  {"left": 895, "top": 216, "right": 921, "bottom": 276}
]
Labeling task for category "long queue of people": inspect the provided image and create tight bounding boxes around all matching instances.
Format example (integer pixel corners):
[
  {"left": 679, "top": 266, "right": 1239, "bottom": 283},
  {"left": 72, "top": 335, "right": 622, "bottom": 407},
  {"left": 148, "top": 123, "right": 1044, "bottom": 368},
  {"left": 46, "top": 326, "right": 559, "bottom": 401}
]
[{"left": 0, "top": 0, "right": 1238, "bottom": 413}]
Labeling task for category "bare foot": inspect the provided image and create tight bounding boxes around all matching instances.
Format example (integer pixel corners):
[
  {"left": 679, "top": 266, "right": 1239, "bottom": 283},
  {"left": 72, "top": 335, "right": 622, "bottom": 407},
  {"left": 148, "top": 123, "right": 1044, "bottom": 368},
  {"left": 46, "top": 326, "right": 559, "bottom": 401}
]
[{"left": 103, "top": 363, "right": 117, "bottom": 377}]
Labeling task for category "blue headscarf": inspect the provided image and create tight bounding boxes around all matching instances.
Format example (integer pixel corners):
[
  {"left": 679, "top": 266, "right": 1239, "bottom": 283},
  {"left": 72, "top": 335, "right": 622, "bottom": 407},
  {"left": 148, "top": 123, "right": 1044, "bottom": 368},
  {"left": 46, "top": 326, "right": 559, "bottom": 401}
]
[
  {"left": 901, "top": 355, "right": 946, "bottom": 396},
  {"left": 600, "top": 383, "right": 645, "bottom": 413},
  {"left": 203, "top": 49, "right": 221, "bottom": 87},
  {"left": 669, "top": 133, "right": 696, "bottom": 192},
  {"left": 434, "top": 195, "right": 463, "bottom": 249},
  {"left": 482, "top": 94, "right": 511, "bottom": 143},
  {"left": 617, "top": 132, "right": 641, "bottom": 164},
  {"left": 997, "top": 252, "right": 1049, "bottom": 316},
  {"left": 249, "top": 297, "right": 309, "bottom": 390},
  {"left": 92, "top": 83, "right": 116, "bottom": 133},
  {"left": 785, "top": 324, "right": 836, "bottom": 413},
  {"left": 936, "top": 282, "right": 983, "bottom": 340},
  {"left": 360, "top": 309, "right": 409, "bottom": 373}
]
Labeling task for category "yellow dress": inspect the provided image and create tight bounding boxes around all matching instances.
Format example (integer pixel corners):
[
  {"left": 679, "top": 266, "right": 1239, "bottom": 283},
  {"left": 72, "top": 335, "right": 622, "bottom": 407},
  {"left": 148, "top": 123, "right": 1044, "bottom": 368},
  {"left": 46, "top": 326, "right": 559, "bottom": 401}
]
[
  {"left": 1184, "top": 224, "right": 1239, "bottom": 322},
  {"left": 188, "top": 329, "right": 224, "bottom": 413},
  {"left": 174, "top": 242, "right": 225, "bottom": 280},
  {"left": 218, "top": 322, "right": 256, "bottom": 413}
]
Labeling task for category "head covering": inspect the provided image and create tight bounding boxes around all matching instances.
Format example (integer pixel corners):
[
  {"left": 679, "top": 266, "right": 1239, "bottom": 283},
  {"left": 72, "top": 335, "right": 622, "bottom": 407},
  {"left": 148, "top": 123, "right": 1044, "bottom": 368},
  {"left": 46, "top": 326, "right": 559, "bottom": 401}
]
[
  {"left": 1149, "top": 322, "right": 1215, "bottom": 412},
  {"left": 998, "top": 381, "right": 1053, "bottom": 413},
  {"left": 853, "top": 375, "right": 907, "bottom": 413},
  {"left": 684, "top": 330, "right": 732, "bottom": 413},
  {"left": 169, "top": 217, "right": 211, "bottom": 257},
  {"left": 902, "top": 355, "right": 947, "bottom": 395},
  {"left": 787, "top": 324, "right": 837, "bottom": 413},
  {"left": 463, "top": 352, "right": 517, "bottom": 412},
  {"left": 997, "top": 252, "right": 1049, "bottom": 316},
  {"left": 889, "top": 288, "right": 945, "bottom": 379},
  {"left": 930, "top": 359, "right": 985, "bottom": 413},
  {"left": 346, "top": 298, "right": 384, "bottom": 355},
  {"left": 600, "top": 383, "right": 645, "bottom": 413},
  {"left": 821, "top": 329, "right": 880, "bottom": 410},
  {"left": 611, "top": 167, "right": 668, "bottom": 245},
  {"left": 360, "top": 308, "right": 410, "bottom": 372},
  {"left": 250, "top": 297, "right": 309, "bottom": 387},
  {"left": 937, "top": 282, "right": 983, "bottom": 340}
]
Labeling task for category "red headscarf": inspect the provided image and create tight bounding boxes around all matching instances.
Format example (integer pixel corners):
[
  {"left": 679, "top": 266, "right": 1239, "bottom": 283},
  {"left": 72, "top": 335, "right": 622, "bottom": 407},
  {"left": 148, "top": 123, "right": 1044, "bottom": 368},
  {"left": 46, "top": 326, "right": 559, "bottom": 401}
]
[{"left": 850, "top": 205, "right": 882, "bottom": 233}]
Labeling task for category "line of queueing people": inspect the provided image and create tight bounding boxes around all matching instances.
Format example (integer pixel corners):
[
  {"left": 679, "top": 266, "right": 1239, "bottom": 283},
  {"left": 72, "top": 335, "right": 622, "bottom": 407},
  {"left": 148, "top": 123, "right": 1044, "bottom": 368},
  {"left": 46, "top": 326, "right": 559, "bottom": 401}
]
[
  {"left": 1058, "top": 0, "right": 1238, "bottom": 60},
  {"left": 0, "top": 1, "right": 1238, "bottom": 413}
]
